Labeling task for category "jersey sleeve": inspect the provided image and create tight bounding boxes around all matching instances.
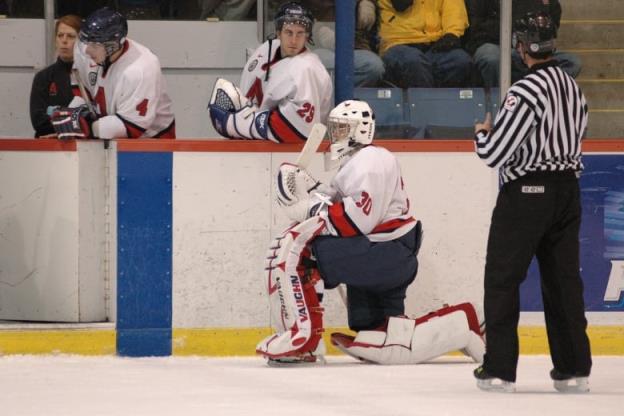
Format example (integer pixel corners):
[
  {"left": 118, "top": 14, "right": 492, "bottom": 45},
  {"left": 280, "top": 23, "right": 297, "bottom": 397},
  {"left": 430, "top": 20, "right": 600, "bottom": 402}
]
[
  {"left": 475, "top": 83, "right": 538, "bottom": 168},
  {"left": 112, "top": 60, "right": 163, "bottom": 138}
]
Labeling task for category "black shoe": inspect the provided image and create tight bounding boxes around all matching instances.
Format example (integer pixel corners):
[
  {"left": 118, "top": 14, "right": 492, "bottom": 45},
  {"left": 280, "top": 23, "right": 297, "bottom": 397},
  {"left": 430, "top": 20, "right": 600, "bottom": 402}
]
[
  {"left": 550, "top": 369, "right": 589, "bottom": 393},
  {"left": 474, "top": 366, "right": 515, "bottom": 393}
]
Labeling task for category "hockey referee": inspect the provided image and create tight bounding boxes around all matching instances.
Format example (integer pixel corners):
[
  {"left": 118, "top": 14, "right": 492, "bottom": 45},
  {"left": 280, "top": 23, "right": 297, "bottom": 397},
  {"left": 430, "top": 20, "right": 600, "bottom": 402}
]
[{"left": 472, "top": 11, "right": 592, "bottom": 393}]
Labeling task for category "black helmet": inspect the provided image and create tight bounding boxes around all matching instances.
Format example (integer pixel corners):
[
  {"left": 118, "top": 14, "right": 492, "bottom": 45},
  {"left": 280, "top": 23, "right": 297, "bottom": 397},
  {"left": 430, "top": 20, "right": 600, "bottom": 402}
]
[
  {"left": 512, "top": 12, "right": 557, "bottom": 57},
  {"left": 80, "top": 7, "right": 128, "bottom": 46},
  {"left": 274, "top": 2, "right": 314, "bottom": 34}
]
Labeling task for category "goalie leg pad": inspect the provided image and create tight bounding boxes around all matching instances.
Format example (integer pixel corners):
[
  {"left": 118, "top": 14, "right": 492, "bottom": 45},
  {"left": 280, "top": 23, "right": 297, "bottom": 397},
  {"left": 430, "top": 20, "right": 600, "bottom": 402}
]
[
  {"left": 331, "top": 302, "right": 485, "bottom": 364},
  {"left": 257, "top": 217, "right": 328, "bottom": 360}
]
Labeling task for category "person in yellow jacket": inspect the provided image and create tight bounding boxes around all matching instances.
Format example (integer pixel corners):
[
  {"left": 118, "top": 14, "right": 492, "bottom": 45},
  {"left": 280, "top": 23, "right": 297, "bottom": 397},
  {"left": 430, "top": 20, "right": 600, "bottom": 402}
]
[{"left": 378, "top": 0, "right": 472, "bottom": 88}]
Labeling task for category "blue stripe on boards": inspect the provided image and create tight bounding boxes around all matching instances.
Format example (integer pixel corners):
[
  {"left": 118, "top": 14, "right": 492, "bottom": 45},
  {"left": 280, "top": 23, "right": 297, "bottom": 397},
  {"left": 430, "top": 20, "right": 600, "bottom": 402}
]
[{"left": 117, "top": 152, "right": 172, "bottom": 356}]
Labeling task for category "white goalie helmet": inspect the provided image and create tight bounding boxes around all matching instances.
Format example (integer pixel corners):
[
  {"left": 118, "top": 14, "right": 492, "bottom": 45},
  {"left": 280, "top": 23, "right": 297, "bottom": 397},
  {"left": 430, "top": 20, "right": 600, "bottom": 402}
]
[{"left": 327, "top": 100, "right": 375, "bottom": 162}]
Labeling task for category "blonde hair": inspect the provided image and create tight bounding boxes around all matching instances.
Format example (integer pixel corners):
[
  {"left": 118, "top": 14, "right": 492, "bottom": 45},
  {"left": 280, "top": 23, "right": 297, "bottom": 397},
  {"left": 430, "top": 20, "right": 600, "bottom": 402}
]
[{"left": 55, "top": 14, "right": 81, "bottom": 35}]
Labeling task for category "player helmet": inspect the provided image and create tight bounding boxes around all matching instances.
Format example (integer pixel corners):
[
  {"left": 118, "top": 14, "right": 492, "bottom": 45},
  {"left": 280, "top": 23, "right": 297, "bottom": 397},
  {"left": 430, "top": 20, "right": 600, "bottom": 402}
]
[
  {"left": 512, "top": 11, "right": 557, "bottom": 57},
  {"left": 79, "top": 7, "right": 128, "bottom": 57},
  {"left": 274, "top": 2, "right": 314, "bottom": 34},
  {"left": 327, "top": 100, "right": 375, "bottom": 162}
]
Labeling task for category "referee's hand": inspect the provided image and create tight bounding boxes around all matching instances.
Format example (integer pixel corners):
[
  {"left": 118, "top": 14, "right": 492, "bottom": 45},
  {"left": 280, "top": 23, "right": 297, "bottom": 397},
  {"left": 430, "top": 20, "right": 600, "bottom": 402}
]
[{"left": 475, "top": 112, "right": 492, "bottom": 135}]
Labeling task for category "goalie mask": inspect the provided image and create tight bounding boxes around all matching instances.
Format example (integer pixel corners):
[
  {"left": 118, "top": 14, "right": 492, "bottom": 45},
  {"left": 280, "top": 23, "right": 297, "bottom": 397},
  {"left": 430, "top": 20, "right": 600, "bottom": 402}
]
[
  {"left": 80, "top": 7, "right": 128, "bottom": 65},
  {"left": 327, "top": 100, "right": 375, "bottom": 163}
]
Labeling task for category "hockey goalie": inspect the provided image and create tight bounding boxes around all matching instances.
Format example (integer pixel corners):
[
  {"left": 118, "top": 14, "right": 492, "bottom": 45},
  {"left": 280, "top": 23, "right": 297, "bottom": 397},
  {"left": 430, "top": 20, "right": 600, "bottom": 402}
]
[{"left": 256, "top": 99, "right": 485, "bottom": 365}]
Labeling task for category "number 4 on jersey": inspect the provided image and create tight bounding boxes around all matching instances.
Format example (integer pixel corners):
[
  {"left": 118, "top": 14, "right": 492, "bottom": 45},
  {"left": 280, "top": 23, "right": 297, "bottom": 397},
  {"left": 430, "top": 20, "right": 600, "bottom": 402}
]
[{"left": 136, "top": 99, "right": 149, "bottom": 117}]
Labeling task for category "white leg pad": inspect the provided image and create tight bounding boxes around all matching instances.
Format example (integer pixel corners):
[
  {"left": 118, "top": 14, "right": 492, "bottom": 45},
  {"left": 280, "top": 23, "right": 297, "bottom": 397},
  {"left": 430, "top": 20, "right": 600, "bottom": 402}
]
[{"left": 331, "top": 304, "right": 485, "bottom": 365}]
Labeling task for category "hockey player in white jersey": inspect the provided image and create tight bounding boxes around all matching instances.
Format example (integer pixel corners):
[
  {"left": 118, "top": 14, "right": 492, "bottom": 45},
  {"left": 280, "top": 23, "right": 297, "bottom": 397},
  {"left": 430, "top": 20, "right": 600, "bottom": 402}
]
[
  {"left": 208, "top": 2, "right": 332, "bottom": 143},
  {"left": 257, "top": 100, "right": 485, "bottom": 365},
  {"left": 51, "top": 7, "right": 175, "bottom": 140}
]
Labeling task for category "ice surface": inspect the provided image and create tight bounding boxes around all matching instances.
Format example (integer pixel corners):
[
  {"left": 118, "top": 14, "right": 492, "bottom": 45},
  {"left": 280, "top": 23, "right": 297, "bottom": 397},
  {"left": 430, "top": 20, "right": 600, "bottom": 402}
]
[{"left": 1, "top": 355, "right": 622, "bottom": 416}]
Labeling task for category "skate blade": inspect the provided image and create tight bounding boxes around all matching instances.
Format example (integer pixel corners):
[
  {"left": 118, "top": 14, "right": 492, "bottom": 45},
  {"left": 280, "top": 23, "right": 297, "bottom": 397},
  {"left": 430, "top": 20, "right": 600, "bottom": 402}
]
[
  {"left": 476, "top": 378, "right": 516, "bottom": 393},
  {"left": 266, "top": 355, "right": 326, "bottom": 367},
  {"left": 554, "top": 377, "right": 589, "bottom": 393}
]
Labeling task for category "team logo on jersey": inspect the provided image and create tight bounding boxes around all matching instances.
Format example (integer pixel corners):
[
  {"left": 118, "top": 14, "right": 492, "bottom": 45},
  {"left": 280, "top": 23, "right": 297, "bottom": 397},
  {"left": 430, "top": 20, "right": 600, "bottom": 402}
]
[
  {"left": 504, "top": 94, "right": 519, "bottom": 112},
  {"left": 48, "top": 82, "right": 57, "bottom": 96},
  {"left": 248, "top": 59, "right": 258, "bottom": 72},
  {"left": 88, "top": 72, "right": 98, "bottom": 86}
]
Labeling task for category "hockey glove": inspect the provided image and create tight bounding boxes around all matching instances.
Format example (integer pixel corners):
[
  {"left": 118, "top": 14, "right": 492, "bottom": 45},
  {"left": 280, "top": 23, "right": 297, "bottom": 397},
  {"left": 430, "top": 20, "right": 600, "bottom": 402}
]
[
  {"left": 430, "top": 34, "right": 461, "bottom": 53},
  {"left": 51, "top": 105, "right": 96, "bottom": 140},
  {"left": 357, "top": 0, "right": 376, "bottom": 30}
]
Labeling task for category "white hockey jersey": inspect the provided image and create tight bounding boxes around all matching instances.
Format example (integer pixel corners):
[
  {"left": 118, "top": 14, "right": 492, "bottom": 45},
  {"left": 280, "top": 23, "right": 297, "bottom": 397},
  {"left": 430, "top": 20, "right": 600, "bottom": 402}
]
[
  {"left": 240, "top": 39, "right": 332, "bottom": 143},
  {"left": 321, "top": 146, "right": 416, "bottom": 242},
  {"left": 72, "top": 39, "right": 175, "bottom": 139}
]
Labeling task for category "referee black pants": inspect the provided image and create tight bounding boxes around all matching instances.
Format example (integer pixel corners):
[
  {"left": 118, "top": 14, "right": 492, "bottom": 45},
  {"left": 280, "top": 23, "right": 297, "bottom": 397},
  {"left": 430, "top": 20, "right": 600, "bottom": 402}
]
[{"left": 482, "top": 171, "right": 592, "bottom": 382}]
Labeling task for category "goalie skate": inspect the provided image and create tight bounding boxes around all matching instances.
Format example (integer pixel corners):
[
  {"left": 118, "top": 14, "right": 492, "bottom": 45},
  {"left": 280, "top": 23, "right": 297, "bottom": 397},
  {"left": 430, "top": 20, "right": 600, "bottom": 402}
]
[{"left": 266, "top": 340, "right": 327, "bottom": 367}]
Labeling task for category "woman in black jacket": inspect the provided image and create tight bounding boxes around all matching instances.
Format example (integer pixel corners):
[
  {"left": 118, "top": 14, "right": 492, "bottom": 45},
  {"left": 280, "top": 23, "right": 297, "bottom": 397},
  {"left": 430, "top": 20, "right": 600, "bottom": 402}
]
[{"left": 29, "top": 14, "right": 81, "bottom": 137}]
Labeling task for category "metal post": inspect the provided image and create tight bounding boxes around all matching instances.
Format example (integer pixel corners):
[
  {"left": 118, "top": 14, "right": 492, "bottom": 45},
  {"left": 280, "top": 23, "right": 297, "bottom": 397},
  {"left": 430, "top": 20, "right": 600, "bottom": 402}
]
[
  {"left": 499, "top": 0, "right": 512, "bottom": 102},
  {"left": 257, "top": 0, "right": 265, "bottom": 43},
  {"left": 335, "top": 0, "right": 355, "bottom": 104},
  {"left": 44, "top": 0, "right": 55, "bottom": 66}
]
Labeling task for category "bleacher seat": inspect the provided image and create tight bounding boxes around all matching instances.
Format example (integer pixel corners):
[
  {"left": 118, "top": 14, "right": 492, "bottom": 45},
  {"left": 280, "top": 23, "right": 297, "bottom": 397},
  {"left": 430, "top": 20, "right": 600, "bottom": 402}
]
[
  {"left": 353, "top": 88, "right": 500, "bottom": 139},
  {"left": 353, "top": 88, "right": 409, "bottom": 138},
  {"left": 407, "top": 88, "right": 492, "bottom": 139}
]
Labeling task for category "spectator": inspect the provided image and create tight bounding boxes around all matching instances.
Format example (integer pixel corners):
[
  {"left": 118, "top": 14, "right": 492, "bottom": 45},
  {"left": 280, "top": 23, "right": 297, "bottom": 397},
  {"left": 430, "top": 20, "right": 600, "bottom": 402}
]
[
  {"left": 117, "top": 1, "right": 163, "bottom": 19},
  {"left": 50, "top": 8, "right": 176, "bottom": 139},
  {"left": 0, "top": 0, "right": 9, "bottom": 15},
  {"left": 29, "top": 14, "right": 81, "bottom": 138},
  {"left": 378, "top": 0, "right": 472, "bottom": 88},
  {"left": 309, "top": 0, "right": 385, "bottom": 87},
  {"left": 464, "top": 0, "right": 582, "bottom": 87},
  {"left": 207, "top": 2, "right": 332, "bottom": 142},
  {"left": 198, "top": 0, "right": 255, "bottom": 20}
]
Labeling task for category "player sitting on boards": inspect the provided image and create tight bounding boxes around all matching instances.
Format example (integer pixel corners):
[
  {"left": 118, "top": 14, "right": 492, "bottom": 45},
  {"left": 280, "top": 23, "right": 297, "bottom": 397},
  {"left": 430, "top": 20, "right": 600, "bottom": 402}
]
[
  {"left": 207, "top": 1, "right": 332, "bottom": 143},
  {"left": 257, "top": 99, "right": 485, "bottom": 365},
  {"left": 50, "top": 7, "right": 175, "bottom": 140}
]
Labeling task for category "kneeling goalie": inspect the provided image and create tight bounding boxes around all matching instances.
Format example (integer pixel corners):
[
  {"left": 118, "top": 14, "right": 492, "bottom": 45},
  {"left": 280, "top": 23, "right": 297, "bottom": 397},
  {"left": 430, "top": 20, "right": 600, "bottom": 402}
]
[{"left": 257, "top": 100, "right": 485, "bottom": 365}]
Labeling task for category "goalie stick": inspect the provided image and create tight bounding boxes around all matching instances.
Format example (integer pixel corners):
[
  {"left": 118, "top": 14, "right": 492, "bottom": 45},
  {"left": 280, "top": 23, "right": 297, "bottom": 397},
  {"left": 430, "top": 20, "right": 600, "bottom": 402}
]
[
  {"left": 295, "top": 123, "right": 326, "bottom": 169},
  {"left": 294, "top": 123, "right": 349, "bottom": 306}
]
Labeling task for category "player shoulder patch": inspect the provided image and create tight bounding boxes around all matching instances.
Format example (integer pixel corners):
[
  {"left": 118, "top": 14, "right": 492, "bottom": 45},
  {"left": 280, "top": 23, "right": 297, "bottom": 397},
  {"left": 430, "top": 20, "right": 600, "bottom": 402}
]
[
  {"left": 248, "top": 59, "right": 258, "bottom": 72},
  {"left": 88, "top": 71, "right": 98, "bottom": 86},
  {"left": 503, "top": 94, "right": 519, "bottom": 112}
]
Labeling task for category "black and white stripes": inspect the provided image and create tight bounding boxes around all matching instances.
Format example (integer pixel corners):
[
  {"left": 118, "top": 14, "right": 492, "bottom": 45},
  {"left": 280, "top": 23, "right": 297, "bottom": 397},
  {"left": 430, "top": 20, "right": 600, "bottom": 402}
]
[{"left": 475, "top": 61, "right": 588, "bottom": 183}]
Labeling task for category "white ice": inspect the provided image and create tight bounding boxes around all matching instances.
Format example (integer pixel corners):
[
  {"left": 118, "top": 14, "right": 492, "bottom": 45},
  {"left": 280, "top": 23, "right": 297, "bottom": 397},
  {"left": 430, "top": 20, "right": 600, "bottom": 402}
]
[{"left": 1, "top": 355, "right": 623, "bottom": 416}]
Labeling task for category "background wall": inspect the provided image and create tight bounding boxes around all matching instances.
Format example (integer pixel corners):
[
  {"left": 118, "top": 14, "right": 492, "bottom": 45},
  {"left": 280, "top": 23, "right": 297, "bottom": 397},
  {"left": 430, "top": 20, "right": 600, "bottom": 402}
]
[{"left": 171, "top": 150, "right": 497, "bottom": 329}]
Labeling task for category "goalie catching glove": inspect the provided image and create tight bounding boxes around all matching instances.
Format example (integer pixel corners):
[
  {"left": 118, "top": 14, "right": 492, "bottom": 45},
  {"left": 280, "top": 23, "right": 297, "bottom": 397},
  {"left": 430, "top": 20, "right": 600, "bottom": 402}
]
[
  {"left": 51, "top": 105, "right": 96, "bottom": 140},
  {"left": 276, "top": 163, "right": 332, "bottom": 223}
]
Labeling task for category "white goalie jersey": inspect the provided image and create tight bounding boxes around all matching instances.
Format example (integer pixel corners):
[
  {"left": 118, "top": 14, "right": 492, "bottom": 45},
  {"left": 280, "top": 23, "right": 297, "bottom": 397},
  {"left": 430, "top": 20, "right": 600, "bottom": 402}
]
[
  {"left": 239, "top": 39, "right": 332, "bottom": 143},
  {"left": 322, "top": 145, "right": 416, "bottom": 242},
  {"left": 72, "top": 39, "right": 175, "bottom": 139}
]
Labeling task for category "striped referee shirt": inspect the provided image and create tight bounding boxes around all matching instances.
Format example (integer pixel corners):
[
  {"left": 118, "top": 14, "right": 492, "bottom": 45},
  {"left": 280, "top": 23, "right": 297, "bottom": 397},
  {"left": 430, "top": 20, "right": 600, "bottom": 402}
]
[{"left": 475, "top": 60, "right": 588, "bottom": 183}]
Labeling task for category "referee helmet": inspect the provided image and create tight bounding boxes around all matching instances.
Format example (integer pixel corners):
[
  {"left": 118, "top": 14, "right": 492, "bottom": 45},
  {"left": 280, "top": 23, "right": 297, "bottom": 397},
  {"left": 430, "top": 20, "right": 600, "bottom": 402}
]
[{"left": 512, "top": 12, "right": 557, "bottom": 58}]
